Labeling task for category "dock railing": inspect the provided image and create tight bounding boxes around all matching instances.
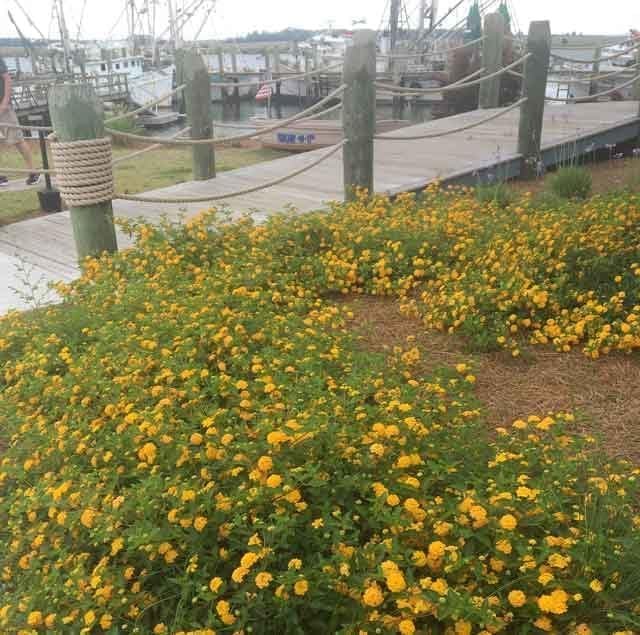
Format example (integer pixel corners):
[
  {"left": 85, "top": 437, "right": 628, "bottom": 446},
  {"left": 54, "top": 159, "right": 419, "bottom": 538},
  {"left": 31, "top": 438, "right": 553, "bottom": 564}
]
[{"left": 2, "top": 16, "right": 640, "bottom": 263}]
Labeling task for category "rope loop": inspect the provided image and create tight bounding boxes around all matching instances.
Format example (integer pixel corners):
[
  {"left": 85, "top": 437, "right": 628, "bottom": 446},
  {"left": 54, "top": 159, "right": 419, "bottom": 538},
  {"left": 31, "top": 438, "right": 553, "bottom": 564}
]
[{"left": 50, "top": 138, "right": 114, "bottom": 207}]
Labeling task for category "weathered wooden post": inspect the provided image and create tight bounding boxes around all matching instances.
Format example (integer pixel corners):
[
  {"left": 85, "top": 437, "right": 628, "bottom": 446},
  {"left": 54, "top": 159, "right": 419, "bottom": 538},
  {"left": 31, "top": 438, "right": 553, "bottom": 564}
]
[
  {"left": 183, "top": 49, "right": 215, "bottom": 180},
  {"left": 231, "top": 51, "right": 238, "bottom": 73},
  {"left": 304, "top": 52, "right": 313, "bottom": 106},
  {"left": 175, "top": 48, "right": 187, "bottom": 114},
  {"left": 479, "top": 12, "right": 506, "bottom": 108},
  {"left": 217, "top": 50, "right": 225, "bottom": 76},
  {"left": 517, "top": 21, "right": 551, "bottom": 179},
  {"left": 589, "top": 47, "right": 602, "bottom": 96},
  {"left": 48, "top": 84, "right": 118, "bottom": 259},
  {"left": 342, "top": 30, "right": 376, "bottom": 200},
  {"left": 273, "top": 49, "right": 281, "bottom": 75}
]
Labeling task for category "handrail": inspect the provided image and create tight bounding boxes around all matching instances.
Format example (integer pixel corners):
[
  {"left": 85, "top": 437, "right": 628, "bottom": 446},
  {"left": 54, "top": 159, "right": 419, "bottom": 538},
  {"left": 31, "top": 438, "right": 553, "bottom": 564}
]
[
  {"left": 116, "top": 140, "right": 347, "bottom": 204},
  {"left": 378, "top": 36, "right": 486, "bottom": 60},
  {"left": 209, "top": 62, "right": 343, "bottom": 89},
  {"left": 550, "top": 41, "right": 640, "bottom": 65},
  {"left": 374, "top": 55, "right": 531, "bottom": 95},
  {"left": 546, "top": 72, "right": 640, "bottom": 102},
  {"left": 105, "top": 85, "right": 347, "bottom": 146},
  {"left": 105, "top": 85, "right": 186, "bottom": 124},
  {"left": 374, "top": 98, "right": 527, "bottom": 141}
]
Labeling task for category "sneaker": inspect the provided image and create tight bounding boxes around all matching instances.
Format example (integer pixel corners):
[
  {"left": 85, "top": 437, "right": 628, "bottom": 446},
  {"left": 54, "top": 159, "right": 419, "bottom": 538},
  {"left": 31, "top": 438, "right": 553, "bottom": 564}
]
[
  {"left": 0, "top": 176, "right": 8, "bottom": 187},
  {"left": 25, "top": 173, "right": 41, "bottom": 186}
]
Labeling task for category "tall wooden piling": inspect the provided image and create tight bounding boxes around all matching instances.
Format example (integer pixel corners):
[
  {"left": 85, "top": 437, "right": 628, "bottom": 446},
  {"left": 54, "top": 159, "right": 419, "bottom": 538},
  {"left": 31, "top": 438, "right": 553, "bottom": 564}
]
[
  {"left": 479, "top": 12, "right": 506, "bottom": 109},
  {"left": 517, "top": 21, "right": 551, "bottom": 178},
  {"left": 183, "top": 49, "right": 215, "bottom": 180},
  {"left": 342, "top": 30, "right": 376, "bottom": 200},
  {"left": 589, "top": 47, "right": 602, "bottom": 96},
  {"left": 48, "top": 84, "right": 118, "bottom": 260},
  {"left": 174, "top": 48, "right": 187, "bottom": 115}
]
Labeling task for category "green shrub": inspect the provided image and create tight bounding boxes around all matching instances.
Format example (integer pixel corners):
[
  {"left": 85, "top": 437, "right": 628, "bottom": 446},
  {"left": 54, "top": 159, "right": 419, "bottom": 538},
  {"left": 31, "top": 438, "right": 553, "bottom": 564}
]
[
  {"left": 1, "top": 190, "right": 639, "bottom": 633},
  {"left": 475, "top": 182, "right": 515, "bottom": 208},
  {"left": 550, "top": 166, "right": 593, "bottom": 199}
]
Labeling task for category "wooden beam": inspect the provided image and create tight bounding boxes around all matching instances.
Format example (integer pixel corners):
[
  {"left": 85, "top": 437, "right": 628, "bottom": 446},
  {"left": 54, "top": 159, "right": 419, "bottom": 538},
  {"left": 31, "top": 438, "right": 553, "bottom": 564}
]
[
  {"left": 518, "top": 21, "right": 551, "bottom": 178},
  {"left": 342, "top": 30, "right": 376, "bottom": 200},
  {"left": 48, "top": 83, "right": 118, "bottom": 260},
  {"left": 183, "top": 49, "right": 215, "bottom": 180},
  {"left": 479, "top": 12, "right": 506, "bottom": 109}
]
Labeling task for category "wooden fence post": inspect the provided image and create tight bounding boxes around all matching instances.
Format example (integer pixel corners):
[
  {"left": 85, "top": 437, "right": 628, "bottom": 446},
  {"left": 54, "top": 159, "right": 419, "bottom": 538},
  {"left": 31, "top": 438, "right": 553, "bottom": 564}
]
[
  {"left": 184, "top": 49, "right": 215, "bottom": 181},
  {"left": 479, "top": 12, "right": 506, "bottom": 108},
  {"left": 589, "top": 47, "right": 602, "bottom": 96},
  {"left": 517, "top": 21, "right": 551, "bottom": 179},
  {"left": 342, "top": 29, "right": 376, "bottom": 201},
  {"left": 48, "top": 83, "right": 118, "bottom": 260},
  {"left": 175, "top": 49, "right": 187, "bottom": 114}
]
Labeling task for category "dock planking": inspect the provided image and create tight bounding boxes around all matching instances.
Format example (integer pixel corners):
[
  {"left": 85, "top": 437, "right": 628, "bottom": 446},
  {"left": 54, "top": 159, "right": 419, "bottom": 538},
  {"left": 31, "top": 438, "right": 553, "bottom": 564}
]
[{"left": 1, "top": 100, "right": 639, "bottom": 314}]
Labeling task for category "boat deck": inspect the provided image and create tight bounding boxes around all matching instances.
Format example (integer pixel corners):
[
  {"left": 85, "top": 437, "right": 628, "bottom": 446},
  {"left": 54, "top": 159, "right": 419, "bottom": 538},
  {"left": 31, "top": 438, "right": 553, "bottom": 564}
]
[{"left": 1, "top": 100, "right": 639, "bottom": 314}]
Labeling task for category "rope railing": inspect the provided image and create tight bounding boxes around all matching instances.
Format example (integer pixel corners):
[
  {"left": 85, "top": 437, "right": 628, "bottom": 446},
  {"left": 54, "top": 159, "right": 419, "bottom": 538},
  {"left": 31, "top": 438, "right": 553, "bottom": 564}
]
[
  {"left": 104, "top": 84, "right": 186, "bottom": 124},
  {"left": 374, "top": 67, "right": 486, "bottom": 98},
  {"left": 112, "top": 126, "right": 192, "bottom": 165},
  {"left": 550, "top": 37, "right": 636, "bottom": 51},
  {"left": 546, "top": 72, "right": 640, "bottom": 102},
  {"left": 374, "top": 54, "right": 531, "bottom": 95},
  {"left": 550, "top": 41, "right": 640, "bottom": 65},
  {"left": 378, "top": 35, "right": 486, "bottom": 60},
  {"left": 105, "top": 85, "right": 347, "bottom": 146},
  {"left": 549, "top": 62, "right": 640, "bottom": 84},
  {"left": 374, "top": 98, "right": 527, "bottom": 141},
  {"left": 0, "top": 121, "right": 53, "bottom": 132},
  {"left": 116, "top": 139, "right": 347, "bottom": 204},
  {"left": 209, "top": 62, "right": 343, "bottom": 90},
  {"left": 212, "top": 102, "right": 344, "bottom": 131},
  {"left": 0, "top": 127, "right": 193, "bottom": 177}
]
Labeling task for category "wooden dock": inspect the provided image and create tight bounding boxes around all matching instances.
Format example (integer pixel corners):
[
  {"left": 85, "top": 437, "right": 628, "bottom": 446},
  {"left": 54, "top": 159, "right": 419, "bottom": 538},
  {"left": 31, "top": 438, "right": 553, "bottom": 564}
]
[{"left": 1, "top": 100, "right": 639, "bottom": 314}]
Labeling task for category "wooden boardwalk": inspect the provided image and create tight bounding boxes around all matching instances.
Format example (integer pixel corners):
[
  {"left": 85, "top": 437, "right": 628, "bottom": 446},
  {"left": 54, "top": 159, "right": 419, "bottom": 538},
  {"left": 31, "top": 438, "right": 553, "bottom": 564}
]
[{"left": 1, "top": 100, "right": 639, "bottom": 314}]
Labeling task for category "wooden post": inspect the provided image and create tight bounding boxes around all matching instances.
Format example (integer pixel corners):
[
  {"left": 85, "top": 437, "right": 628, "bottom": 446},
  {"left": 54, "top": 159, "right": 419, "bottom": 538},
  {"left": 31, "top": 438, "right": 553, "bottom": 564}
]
[
  {"left": 342, "top": 30, "right": 376, "bottom": 200},
  {"left": 217, "top": 50, "right": 225, "bottom": 76},
  {"left": 589, "top": 47, "right": 602, "bottom": 96},
  {"left": 634, "top": 47, "right": 640, "bottom": 105},
  {"left": 304, "top": 53, "right": 313, "bottom": 106},
  {"left": 48, "top": 84, "right": 118, "bottom": 260},
  {"left": 175, "top": 48, "right": 187, "bottom": 114},
  {"left": 184, "top": 49, "right": 215, "bottom": 181},
  {"left": 264, "top": 49, "right": 272, "bottom": 79},
  {"left": 273, "top": 49, "right": 281, "bottom": 75},
  {"left": 231, "top": 51, "right": 238, "bottom": 73},
  {"left": 479, "top": 12, "right": 506, "bottom": 108},
  {"left": 517, "top": 21, "right": 551, "bottom": 179}
]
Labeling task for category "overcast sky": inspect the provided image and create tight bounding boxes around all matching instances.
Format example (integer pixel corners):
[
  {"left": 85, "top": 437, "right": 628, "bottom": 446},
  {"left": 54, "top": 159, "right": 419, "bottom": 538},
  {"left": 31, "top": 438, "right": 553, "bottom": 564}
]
[{"left": 2, "top": 0, "right": 639, "bottom": 41}]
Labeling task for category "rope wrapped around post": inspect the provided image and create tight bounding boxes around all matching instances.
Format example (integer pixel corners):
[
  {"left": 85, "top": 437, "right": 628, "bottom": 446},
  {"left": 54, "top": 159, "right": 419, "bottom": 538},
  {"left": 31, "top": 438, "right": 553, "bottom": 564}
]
[
  {"left": 374, "top": 98, "right": 527, "bottom": 141},
  {"left": 373, "top": 55, "right": 531, "bottom": 95},
  {"left": 49, "top": 138, "right": 114, "bottom": 207}
]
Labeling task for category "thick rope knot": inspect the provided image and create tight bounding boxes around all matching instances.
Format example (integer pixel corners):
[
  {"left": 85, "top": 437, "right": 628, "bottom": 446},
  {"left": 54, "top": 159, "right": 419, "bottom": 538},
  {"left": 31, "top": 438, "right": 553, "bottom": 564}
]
[{"left": 50, "top": 138, "right": 114, "bottom": 207}]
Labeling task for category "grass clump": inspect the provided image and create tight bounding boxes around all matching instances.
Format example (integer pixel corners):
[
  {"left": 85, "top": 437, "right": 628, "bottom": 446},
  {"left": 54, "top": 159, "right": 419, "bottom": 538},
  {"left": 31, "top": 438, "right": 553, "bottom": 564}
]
[
  {"left": 1, "top": 189, "right": 640, "bottom": 633},
  {"left": 550, "top": 166, "right": 593, "bottom": 200},
  {"left": 475, "top": 182, "right": 515, "bottom": 209}
]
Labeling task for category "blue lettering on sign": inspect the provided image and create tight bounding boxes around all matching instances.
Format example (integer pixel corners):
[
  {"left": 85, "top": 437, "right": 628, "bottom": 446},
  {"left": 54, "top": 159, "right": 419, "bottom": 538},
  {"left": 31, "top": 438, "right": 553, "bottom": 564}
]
[{"left": 276, "top": 132, "right": 318, "bottom": 145}]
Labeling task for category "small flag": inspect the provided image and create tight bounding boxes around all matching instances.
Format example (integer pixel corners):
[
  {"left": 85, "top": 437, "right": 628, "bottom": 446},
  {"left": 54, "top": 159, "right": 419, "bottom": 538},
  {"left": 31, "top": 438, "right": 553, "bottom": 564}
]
[{"left": 255, "top": 84, "right": 273, "bottom": 102}]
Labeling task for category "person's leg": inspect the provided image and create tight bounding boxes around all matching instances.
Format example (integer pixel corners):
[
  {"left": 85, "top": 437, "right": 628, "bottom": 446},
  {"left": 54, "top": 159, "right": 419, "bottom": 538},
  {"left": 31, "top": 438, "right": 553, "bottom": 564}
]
[{"left": 16, "top": 139, "right": 34, "bottom": 171}]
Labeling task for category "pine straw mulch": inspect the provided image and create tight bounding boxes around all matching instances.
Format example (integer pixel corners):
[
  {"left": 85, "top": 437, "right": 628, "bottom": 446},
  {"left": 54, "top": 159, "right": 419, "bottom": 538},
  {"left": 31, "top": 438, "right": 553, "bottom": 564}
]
[{"left": 341, "top": 295, "right": 640, "bottom": 464}]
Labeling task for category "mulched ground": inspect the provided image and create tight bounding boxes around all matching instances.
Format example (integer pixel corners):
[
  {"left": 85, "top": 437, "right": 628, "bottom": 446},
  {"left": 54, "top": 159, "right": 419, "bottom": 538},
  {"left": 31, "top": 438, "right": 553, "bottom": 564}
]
[{"left": 343, "top": 295, "right": 640, "bottom": 464}]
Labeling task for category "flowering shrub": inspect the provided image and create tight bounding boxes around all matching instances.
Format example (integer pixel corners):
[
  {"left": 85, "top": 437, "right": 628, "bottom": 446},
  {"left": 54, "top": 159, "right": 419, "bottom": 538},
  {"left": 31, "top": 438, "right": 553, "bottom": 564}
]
[{"left": 1, "top": 189, "right": 639, "bottom": 634}]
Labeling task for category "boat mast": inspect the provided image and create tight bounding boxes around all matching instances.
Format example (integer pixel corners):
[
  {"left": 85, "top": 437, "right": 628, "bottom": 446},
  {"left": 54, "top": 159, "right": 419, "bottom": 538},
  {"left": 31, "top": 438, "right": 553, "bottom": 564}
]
[
  {"left": 389, "top": 0, "right": 401, "bottom": 54},
  {"left": 55, "top": 0, "right": 72, "bottom": 73},
  {"left": 167, "top": 0, "right": 180, "bottom": 50}
]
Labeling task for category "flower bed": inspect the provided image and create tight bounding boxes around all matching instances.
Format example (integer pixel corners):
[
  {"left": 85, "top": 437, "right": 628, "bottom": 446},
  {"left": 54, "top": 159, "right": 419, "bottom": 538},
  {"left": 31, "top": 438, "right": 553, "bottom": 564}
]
[{"left": 1, "top": 189, "right": 639, "bottom": 634}]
